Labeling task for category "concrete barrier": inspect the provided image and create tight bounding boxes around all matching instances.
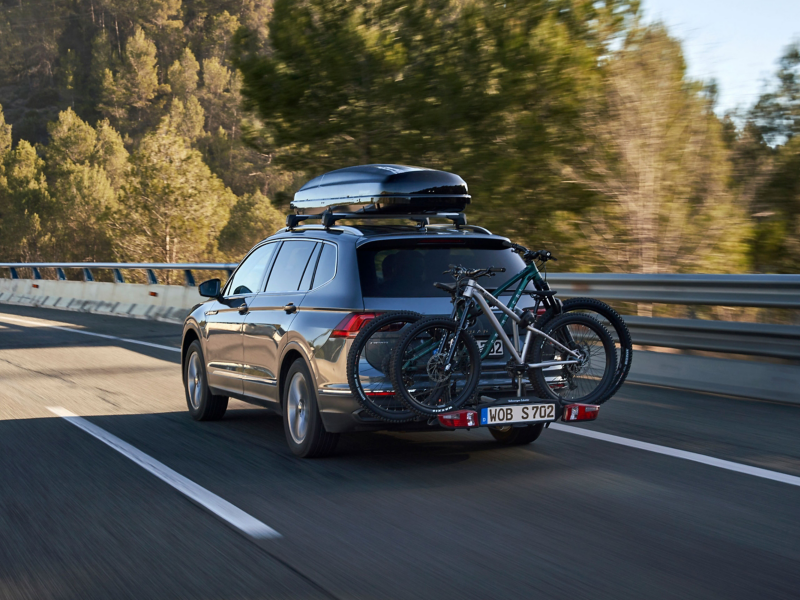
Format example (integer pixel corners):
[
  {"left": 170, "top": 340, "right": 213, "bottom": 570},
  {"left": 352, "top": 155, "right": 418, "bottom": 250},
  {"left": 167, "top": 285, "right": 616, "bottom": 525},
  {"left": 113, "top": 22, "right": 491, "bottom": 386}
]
[{"left": 0, "top": 278, "right": 202, "bottom": 323}]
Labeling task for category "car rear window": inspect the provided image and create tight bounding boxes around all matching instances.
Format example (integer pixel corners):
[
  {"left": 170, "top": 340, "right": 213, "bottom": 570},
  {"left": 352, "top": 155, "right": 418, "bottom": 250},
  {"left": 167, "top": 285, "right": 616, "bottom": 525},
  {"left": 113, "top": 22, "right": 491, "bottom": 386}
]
[{"left": 357, "top": 239, "right": 530, "bottom": 297}]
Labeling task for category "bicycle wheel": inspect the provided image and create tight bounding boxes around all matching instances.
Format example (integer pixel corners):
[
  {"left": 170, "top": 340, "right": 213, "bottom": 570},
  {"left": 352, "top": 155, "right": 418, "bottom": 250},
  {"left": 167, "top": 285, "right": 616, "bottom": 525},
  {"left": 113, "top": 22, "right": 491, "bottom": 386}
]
[
  {"left": 537, "top": 297, "right": 632, "bottom": 403},
  {"left": 390, "top": 316, "right": 481, "bottom": 416},
  {"left": 530, "top": 313, "right": 617, "bottom": 404},
  {"left": 346, "top": 311, "right": 423, "bottom": 422}
]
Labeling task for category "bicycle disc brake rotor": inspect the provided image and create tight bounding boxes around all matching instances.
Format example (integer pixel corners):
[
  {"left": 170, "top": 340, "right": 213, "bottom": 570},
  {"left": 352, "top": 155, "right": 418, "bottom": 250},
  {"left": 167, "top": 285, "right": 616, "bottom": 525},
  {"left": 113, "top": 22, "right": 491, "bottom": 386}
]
[{"left": 426, "top": 353, "right": 451, "bottom": 383}]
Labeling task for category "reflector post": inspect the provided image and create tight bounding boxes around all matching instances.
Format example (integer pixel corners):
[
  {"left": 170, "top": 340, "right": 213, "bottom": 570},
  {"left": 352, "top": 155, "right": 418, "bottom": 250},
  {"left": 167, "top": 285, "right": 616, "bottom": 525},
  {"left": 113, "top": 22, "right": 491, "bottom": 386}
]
[
  {"left": 561, "top": 403, "right": 600, "bottom": 422},
  {"left": 437, "top": 410, "right": 478, "bottom": 429}
]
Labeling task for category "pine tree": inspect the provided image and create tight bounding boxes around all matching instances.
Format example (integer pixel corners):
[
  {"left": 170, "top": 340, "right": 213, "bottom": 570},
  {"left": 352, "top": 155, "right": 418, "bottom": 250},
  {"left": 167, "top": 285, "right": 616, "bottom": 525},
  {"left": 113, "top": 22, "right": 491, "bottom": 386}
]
[
  {"left": 121, "top": 116, "right": 235, "bottom": 263},
  {"left": 168, "top": 48, "right": 201, "bottom": 99},
  {"left": 218, "top": 190, "right": 284, "bottom": 257},
  {"left": 555, "top": 25, "right": 750, "bottom": 279}
]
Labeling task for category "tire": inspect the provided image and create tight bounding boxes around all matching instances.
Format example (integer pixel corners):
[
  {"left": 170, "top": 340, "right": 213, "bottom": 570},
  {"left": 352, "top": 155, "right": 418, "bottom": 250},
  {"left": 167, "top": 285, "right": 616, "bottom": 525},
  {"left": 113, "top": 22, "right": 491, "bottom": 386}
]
[
  {"left": 489, "top": 423, "right": 544, "bottom": 446},
  {"left": 283, "top": 358, "right": 339, "bottom": 458},
  {"left": 184, "top": 340, "right": 228, "bottom": 421},
  {"left": 536, "top": 297, "right": 632, "bottom": 403},
  {"left": 530, "top": 313, "right": 617, "bottom": 404},
  {"left": 346, "top": 311, "right": 423, "bottom": 422},
  {"left": 390, "top": 316, "right": 482, "bottom": 416}
]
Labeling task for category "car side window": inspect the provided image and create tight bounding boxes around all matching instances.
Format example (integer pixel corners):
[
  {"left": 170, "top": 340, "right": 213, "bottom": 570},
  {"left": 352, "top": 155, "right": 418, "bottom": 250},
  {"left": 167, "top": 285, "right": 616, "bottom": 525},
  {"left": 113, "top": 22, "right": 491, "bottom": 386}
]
[
  {"left": 265, "top": 241, "right": 318, "bottom": 292},
  {"left": 312, "top": 243, "right": 337, "bottom": 289},
  {"left": 225, "top": 243, "right": 277, "bottom": 296},
  {"left": 299, "top": 243, "right": 322, "bottom": 291}
]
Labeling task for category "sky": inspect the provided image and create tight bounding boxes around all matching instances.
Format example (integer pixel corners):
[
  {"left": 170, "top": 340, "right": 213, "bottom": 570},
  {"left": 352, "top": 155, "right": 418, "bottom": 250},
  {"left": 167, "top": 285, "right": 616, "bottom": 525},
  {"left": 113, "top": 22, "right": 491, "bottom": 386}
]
[{"left": 643, "top": 0, "right": 800, "bottom": 115}]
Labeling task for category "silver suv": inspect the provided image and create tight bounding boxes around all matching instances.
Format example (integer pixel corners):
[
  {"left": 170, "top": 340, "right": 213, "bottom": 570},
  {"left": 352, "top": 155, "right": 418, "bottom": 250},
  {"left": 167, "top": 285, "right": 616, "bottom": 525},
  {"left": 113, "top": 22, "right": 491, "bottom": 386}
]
[{"left": 181, "top": 166, "right": 532, "bottom": 457}]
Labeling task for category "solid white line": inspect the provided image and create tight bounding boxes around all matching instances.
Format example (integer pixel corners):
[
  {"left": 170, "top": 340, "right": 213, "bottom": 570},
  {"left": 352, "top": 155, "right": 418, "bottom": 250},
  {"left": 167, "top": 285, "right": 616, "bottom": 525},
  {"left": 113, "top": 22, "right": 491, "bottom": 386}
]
[
  {"left": 550, "top": 423, "right": 800, "bottom": 488},
  {"left": 47, "top": 406, "right": 280, "bottom": 539},
  {"left": 0, "top": 315, "right": 180, "bottom": 352}
]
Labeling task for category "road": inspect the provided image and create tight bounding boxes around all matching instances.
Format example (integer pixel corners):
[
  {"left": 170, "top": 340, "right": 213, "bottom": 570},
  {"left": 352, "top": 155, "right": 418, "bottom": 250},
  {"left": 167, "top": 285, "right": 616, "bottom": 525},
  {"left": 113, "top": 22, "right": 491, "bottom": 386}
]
[{"left": 1, "top": 303, "right": 799, "bottom": 600}]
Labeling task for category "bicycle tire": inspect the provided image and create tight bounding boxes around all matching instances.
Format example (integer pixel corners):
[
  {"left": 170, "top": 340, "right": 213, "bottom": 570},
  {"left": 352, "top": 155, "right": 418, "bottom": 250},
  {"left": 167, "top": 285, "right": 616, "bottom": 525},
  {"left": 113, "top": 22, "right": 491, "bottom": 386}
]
[
  {"left": 536, "top": 297, "right": 632, "bottom": 403},
  {"left": 530, "top": 313, "right": 617, "bottom": 404},
  {"left": 390, "top": 316, "right": 482, "bottom": 416},
  {"left": 346, "top": 311, "right": 423, "bottom": 422}
]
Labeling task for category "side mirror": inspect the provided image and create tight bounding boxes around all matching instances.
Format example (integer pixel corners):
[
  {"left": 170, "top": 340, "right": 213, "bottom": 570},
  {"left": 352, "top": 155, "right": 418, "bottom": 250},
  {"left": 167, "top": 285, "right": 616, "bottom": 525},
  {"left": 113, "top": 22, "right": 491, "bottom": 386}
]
[{"left": 198, "top": 278, "right": 222, "bottom": 300}]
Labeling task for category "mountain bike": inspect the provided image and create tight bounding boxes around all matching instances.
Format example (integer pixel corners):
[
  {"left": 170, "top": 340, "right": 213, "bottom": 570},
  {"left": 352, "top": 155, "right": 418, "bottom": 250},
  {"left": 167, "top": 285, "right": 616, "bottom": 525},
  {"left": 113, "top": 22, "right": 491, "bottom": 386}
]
[
  {"left": 388, "top": 266, "right": 618, "bottom": 416},
  {"left": 502, "top": 242, "right": 633, "bottom": 403},
  {"left": 346, "top": 241, "right": 631, "bottom": 420}
]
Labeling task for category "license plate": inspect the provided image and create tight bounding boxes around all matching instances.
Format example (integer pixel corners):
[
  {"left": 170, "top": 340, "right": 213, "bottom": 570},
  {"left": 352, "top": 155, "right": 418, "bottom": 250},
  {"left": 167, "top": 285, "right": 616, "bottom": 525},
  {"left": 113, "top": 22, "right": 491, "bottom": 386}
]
[
  {"left": 480, "top": 403, "right": 556, "bottom": 426},
  {"left": 477, "top": 339, "right": 504, "bottom": 357}
]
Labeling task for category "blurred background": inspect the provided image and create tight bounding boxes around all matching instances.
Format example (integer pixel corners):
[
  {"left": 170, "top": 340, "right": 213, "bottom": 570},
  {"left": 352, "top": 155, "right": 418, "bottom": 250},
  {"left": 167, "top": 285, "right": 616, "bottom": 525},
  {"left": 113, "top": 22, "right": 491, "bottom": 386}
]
[{"left": 0, "top": 0, "right": 797, "bottom": 278}]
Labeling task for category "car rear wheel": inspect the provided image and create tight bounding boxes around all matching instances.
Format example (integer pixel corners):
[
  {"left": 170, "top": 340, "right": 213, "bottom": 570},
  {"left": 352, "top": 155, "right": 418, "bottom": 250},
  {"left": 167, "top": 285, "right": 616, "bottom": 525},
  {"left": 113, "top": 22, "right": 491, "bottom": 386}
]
[
  {"left": 283, "top": 358, "right": 339, "bottom": 458},
  {"left": 184, "top": 341, "right": 228, "bottom": 421},
  {"left": 489, "top": 424, "right": 544, "bottom": 446}
]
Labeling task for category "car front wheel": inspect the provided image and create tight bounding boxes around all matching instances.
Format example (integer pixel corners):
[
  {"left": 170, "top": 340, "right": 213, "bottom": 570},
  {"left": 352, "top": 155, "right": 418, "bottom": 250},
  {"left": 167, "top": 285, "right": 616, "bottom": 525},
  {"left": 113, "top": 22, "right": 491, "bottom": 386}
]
[{"left": 184, "top": 340, "right": 228, "bottom": 421}]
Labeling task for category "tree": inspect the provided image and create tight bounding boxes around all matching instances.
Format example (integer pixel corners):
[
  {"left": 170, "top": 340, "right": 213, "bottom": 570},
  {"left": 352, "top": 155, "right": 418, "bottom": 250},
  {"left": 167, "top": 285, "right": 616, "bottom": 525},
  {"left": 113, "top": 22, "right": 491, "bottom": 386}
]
[
  {"left": 0, "top": 140, "right": 53, "bottom": 261},
  {"left": 737, "top": 43, "right": 800, "bottom": 273},
  {"left": 555, "top": 25, "right": 750, "bottom": 281},
  {"left": 94, "top": 119, "right": 130, "bottom": 190},
  {"left": 233, "top": 0, "right": 636, "bottom": 241},
  {"left": 100, "top": 27, "right": 165, "bottom": 131},
  {"left": 168, "top": 48, "right": 201, "bottom": 99},
  {"left": 120, "top": 116, "right": 235, "bottom": 264},
  {"left": 218, "top": 190, "right": 284, "bottom": 257}
]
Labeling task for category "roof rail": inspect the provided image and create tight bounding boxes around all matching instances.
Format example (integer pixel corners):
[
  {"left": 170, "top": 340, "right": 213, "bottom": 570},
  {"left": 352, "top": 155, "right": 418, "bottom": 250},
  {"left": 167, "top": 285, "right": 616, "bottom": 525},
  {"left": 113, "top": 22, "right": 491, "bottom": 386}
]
[{"left": 286, "top": 211, "right": 468, "bottom": 230}]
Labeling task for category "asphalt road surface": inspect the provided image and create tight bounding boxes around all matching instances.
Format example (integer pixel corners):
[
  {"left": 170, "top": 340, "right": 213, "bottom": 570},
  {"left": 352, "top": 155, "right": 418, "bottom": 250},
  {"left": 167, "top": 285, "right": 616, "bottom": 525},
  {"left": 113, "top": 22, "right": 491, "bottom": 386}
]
[{"left": 1, "top": 304, "right": 799, "bottom": 600}]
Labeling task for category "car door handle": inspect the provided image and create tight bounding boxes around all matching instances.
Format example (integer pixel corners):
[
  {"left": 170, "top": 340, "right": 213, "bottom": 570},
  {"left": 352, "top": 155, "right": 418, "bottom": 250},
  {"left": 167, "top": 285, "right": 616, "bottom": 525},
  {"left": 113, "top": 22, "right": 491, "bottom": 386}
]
[
  {"left": 238, "top": 304, "right": 249, "bottom": 315},
  {"left": 206, "top": 310, "right": 218, "bottom": 316},
  {"left": 284, "top": 303, "right": 297, "bottom": 314}
]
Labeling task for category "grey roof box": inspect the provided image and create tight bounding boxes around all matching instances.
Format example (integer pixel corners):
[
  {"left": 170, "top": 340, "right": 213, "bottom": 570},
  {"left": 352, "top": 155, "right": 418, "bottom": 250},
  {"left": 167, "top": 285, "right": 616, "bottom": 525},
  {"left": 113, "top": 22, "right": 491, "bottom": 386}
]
[{"left": 291, "top": 164, "right": 471, "bottom": 214}]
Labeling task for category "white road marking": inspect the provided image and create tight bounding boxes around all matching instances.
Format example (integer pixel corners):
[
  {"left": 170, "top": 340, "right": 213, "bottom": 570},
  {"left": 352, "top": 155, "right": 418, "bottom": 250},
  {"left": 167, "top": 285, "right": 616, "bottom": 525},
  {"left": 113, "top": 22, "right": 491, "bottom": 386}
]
[
  {"left": 550, "top": 423, "right": 800, "bottom": 488},
  {"left": 47, "top": 406, "right": 280, "bottom": 539},
  {"left": 0, "top": 315, "right": 180, "bottom": 352}
]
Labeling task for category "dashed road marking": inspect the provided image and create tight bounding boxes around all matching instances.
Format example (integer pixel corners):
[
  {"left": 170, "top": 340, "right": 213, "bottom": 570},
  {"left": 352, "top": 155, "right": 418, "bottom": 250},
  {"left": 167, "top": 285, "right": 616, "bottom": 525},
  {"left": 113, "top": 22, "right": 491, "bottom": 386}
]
[
  {"left": 551, "top": 423, "right": 800, "bottom": 488},
  {"left": 47, "top": 406, "right": 280, "bottom": 539},
  {"left": 0, "top": 315, "right": 180, "bottom": 352}
]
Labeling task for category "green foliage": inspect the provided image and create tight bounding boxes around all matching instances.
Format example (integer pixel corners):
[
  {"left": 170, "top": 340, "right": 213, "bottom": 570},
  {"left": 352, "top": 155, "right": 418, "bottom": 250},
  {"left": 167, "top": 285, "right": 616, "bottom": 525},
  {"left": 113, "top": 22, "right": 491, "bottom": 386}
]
[
  {"left": 218, "top": 190, "right": 285, "bottom": 255},
  {"left": 119, "top": 117, "right": 236, "bottom": 263},
  {"left": 554, "top": 25, "right": 750, "bottom": 274},
  {"left": 0, "top": 0, "right": 798, "bottom": 275},
  {"left": 168, "top": 48, "right": 201, "bottom": 99}
]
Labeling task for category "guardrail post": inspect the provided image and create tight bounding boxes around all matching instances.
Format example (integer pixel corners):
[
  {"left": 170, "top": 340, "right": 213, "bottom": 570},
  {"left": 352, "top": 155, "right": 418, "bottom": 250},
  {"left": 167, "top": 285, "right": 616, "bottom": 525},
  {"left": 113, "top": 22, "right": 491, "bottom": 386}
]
[
  {"left": 146, "top": 269, "right": 158, "bottom": 285},
  {"left": 183, "top": 269, "right": 195, "bottom": 286},
  {"left": 31, "top": 267, "right": 42, "bottom": 280},
  {"left": 56, "top": 268, "right": 66, "bottom": 280},
  {"left": 225, "top": 268, "right": 234, "bottom": 279},
  {"left": 82, "top": 268, "right": 94, "bottom": 282},
  {"left": 113, "top": 268, "right": 125, "bottom": 284},
  {"left": 9, "top": 267, "right": 19, "bottom": 279}
]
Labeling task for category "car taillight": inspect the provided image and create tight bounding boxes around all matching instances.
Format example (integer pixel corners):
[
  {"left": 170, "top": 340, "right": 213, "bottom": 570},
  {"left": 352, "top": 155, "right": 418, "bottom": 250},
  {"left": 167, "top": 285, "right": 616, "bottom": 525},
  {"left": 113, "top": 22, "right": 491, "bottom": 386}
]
[
  {"left": 365, "top": 391, "right": 395, "bottom": 397},
  {"left": 437, "top": 410, "right": 478, "bottom": 429},
  {"left": 562, "top": 403, "right": 600, "bottom": 422},
  {"left": 330, "top": 313, "right": 378, "bottom": 338}
]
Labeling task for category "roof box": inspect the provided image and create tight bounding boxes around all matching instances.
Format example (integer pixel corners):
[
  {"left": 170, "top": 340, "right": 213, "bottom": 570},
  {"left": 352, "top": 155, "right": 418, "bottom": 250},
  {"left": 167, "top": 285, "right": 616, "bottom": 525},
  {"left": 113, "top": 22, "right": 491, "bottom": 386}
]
[{"left": 291, "top": 164, "right": 470, "bottom": 214}]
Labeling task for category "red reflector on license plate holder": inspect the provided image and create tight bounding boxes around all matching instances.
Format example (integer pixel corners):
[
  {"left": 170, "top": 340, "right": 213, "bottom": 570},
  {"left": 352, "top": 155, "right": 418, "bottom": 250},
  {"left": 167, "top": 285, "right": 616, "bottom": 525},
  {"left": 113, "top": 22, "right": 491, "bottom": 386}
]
[{"left": 561, "top": 403, "right": 600, "bottom": 422}]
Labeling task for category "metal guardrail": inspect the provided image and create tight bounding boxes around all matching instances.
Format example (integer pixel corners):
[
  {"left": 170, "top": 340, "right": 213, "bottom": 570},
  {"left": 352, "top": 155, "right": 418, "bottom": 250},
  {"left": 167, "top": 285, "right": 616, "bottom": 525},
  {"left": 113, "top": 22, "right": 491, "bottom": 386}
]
[
  {"left": 547, "top": 273, "right": 800, "bottom": 309},
  {"left": 624, "top": 316, "right": 800, "bottom": 360},
  {"left": 0, "top": 262, "right": 237, "bottom": 286},
  {"left": 2, "top": 263, "right": 800, "bottom": 360}
]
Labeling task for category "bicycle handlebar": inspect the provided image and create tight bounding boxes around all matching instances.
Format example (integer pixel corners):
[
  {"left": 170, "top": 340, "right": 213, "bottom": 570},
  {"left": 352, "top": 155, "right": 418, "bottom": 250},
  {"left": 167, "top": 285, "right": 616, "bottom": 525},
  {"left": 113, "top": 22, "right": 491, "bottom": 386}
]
[
  {"left": 502, "top": 240, "right": 557, "bottom": 263},
  {"left": 443, "top": 265, "right": 506, "bottom": 280}
]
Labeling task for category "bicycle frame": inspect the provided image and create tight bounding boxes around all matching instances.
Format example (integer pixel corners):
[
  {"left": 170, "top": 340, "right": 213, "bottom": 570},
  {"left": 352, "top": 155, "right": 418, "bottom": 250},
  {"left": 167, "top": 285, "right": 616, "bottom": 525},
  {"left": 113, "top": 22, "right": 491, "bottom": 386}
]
[
  {"left": 456, "top": 259, "right": 556, "bottom": 360},
  {"left": 461, "top": 280, "right": 579, "bottom": 366}
]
